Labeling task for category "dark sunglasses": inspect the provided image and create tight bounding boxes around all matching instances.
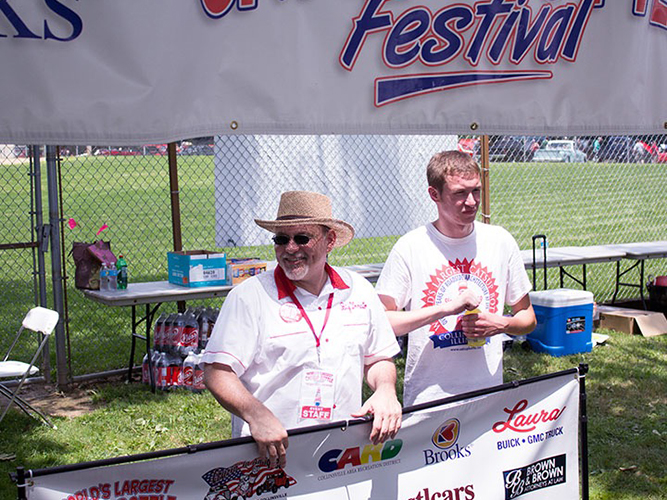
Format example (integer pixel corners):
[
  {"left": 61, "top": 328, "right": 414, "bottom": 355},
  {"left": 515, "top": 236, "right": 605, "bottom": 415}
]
[{"left": 272, "top": 233, "right": 313, "bottom": 246}]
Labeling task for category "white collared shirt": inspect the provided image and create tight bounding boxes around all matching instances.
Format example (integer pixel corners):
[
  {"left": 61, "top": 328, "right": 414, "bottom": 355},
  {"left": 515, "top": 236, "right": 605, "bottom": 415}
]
[{"left": 202, "top": 265, "right": 399, "bottom": 437}]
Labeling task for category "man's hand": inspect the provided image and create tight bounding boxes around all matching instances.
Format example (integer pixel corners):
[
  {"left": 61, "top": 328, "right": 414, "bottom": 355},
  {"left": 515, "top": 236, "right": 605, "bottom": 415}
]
[
  {"left": 352, "top": 359, "right": 402, "bottom": 444},
  {"left": 247, "top": 408, "right": 289, "bottom": 469},
  {"left": 204, "top": 363, "right": 289, "bottom": 468},
  {"left": 460, "top": 294, "right": 537, "bottom": 338},
  {"left": 447, "top": 289, "right": 482, "bottom": 316},
  {"left": 351, "top": 388, "right": 402, "bottom": 445},
  {"left": 459, "top": 310, "right": 509, "bottom": 339}
]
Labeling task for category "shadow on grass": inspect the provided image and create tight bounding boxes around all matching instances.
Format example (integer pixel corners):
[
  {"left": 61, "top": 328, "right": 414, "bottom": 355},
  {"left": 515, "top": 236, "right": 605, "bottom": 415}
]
[{"left": 504, "top": 331, "right": 667, "bottom": 499}]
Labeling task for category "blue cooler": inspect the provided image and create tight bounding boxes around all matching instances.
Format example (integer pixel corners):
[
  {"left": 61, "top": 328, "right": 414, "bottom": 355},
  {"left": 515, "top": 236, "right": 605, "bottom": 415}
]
[{"left": 528, "top": 288, "right": 594, "bottom": 356}]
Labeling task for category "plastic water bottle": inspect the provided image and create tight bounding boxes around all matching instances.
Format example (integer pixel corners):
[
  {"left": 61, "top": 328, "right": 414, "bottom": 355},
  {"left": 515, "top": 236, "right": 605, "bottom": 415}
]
[
  {"left": 163, "top": 313, "right": 176, "bottom": 354},
  {"left": 181, "top": 310, "right": 199, "bottom": 356},
  {"left": 108, "top": 263, "right": 118, "bottom": 291},
  {"left": 197, "top": 308, "right": 211, "bottom": 350},
  {"left": 117, "top": 255, "right": 128, "bottom": 289},
  {"left": 167, "top": 353, "right": 183, "bottom": 389},
  {"left": 172, "top": 312, "right": 186, "bottom": 356},
  {"left": 153, "top": 313, "right": 166, "bottom": 351},
  {"left": 141, "top": 351, "right": 151, "bottom": 385},
  {"left": 156, "top": 352, "right": 168, "bottom": 391},
  {"left": 100, "top": 263, "right": 110, "bottom": 291},
  {"left": 193, "top": 352, "right": 205, "bottom": 394},
  {"left": 182, "top": 351, "right": 196, "bottom": 391},
  {"left": 151, "top": 350, "right": 161, "bottom": 387}
]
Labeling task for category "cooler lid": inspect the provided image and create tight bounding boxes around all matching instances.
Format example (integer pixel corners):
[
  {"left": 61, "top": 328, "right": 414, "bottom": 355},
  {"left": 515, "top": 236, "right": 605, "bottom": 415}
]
[{"left": 529, "top": 288, "right": 594, "bottom": 307}]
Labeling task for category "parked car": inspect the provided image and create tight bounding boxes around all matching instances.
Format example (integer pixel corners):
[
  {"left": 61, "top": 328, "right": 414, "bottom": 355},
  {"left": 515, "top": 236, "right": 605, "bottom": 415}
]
[
  {"left": 532, "top": 140, "right": 587, "bottom": 163},
  {"left": 144, "top": 144, "right": 167, "bottom": 155},
  {"left": 178, "top": 143, "right": 214, "bottom": 156},
  {"left": 598, "top": 136, "right": 633, "bottom": 162},
  {"left": 655, "top": 144, "right": 667, "bottom": 163},
  {"left": 488, "top": 136, "right": 524, "bottom": 162}
]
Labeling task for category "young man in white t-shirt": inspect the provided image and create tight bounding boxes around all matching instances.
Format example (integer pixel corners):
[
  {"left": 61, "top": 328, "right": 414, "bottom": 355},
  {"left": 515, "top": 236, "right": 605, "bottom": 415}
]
[{"left": 375, "top": 150, "right": 537, "bottom": 406}]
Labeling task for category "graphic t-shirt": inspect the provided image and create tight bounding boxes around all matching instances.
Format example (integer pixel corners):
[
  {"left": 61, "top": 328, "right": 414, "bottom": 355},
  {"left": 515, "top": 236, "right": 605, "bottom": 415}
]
[{"left": 375, "top": 222, "right": 531, "bottom": 406}]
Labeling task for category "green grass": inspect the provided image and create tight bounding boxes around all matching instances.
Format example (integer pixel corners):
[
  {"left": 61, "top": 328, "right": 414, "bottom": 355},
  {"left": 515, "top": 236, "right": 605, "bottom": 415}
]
[
  {"left": 1, "top": 328, "right": 665, "bottom": 499},
  {"left": 0, "top": 151, "right": 666, "bottom": 498},
  {"left": 2, "top": 155, "right": 665, "bottom": 377}
]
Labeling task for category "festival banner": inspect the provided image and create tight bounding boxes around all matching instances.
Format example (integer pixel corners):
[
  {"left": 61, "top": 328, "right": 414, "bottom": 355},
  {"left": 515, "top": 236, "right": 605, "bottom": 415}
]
[
  {"left": 0, "top": 1, "right": 665, "bottom": 144},
  {"left": 22, "top": 370, "right": 581, "bottom": 500}
]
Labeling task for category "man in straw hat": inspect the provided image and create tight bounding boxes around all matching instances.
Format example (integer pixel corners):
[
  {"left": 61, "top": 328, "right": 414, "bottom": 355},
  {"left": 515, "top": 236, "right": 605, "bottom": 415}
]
[
  {"left": 375, "top": 150, "right": 536, "bottom": 407},
  {"left": 203, "top": 191, "right": 401, "bottom": 468}
]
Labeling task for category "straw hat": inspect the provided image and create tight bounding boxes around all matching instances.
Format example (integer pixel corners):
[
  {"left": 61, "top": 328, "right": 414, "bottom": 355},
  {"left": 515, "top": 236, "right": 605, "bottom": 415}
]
[{"left": 254, "top": 191, "right": 355, "bottom": 248}]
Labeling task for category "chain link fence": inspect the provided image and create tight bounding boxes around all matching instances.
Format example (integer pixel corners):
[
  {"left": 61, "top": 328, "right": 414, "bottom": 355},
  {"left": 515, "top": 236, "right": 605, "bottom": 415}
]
[
  {"left": 1, "top": 135, "right": 666, "bottom": 380},
  {"left": 0, "top": 146, "right": 49, "bottom": 378}
]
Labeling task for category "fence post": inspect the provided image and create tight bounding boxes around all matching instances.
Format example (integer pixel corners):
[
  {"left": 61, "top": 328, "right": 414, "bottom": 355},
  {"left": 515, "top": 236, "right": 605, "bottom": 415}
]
[
  {"left": 480, "top": 135, "right": 491, "bottom": 224},
  {"left": 168, "top": 142, "right": 185, "bottom": 312},
  {"left": 45, "top": 145, "right": 70, "bottom": 387},
  {"left": 31, "top": 146, "right": 51, "bottom": 382},
  {"left": 168, "top": 142, "right": 183, "bottom": 252}
]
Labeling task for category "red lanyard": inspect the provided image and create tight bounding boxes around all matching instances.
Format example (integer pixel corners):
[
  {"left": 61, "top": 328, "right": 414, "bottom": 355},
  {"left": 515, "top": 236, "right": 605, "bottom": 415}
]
[{"left": 287, "top": 291, "right": 334, "bottom": 348}]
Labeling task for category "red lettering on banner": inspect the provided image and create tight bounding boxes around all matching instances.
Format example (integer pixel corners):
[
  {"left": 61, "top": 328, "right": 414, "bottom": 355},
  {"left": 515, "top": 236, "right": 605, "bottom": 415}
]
[
  {"left": 114, "top": 479, "right": 175, "bottom": 496},
  {"left": 633, "top": 0, "right": 667, "bottom": 29},
  {"left": 201, "top": 0, "right": 259, "bottom": 19},
  {"left": 407, "top": 484, "right": 475, "bottom": 500},
  {"left": 492, "top": 399, "right": 566, "bottom": 433}
]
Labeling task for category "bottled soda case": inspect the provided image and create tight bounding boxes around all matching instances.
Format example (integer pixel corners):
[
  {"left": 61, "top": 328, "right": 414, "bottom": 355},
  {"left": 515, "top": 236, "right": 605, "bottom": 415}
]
[{"left": 141, "top": 306, "right": 217, "bottom": 392}]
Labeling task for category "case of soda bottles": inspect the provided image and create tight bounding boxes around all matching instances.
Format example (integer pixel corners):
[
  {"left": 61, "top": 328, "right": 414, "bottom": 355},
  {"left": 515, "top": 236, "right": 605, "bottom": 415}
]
[{"left": 142, "top": 306, "right": 217, "bottom": 392}]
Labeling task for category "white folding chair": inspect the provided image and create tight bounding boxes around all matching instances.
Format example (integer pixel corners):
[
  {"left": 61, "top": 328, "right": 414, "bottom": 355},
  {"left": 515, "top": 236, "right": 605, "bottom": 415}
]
[{"left": 0, "top": 307, "right": 59, "bottom": 428}]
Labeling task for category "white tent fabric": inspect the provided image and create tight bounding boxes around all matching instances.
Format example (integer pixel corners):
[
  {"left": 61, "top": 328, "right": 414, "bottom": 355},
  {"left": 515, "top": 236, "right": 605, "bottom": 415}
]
[{"left": 1, "top": 0, "right": 665, "bottom": 144}]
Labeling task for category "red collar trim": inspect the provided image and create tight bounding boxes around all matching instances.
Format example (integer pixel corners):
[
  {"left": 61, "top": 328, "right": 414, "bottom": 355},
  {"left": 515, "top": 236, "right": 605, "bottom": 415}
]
[{"left": 274, "top": 264, "right": 349, "bottom": 299}]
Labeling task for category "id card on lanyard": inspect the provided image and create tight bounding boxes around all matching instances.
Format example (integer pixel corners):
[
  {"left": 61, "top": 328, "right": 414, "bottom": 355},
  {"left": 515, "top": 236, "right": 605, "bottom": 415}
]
[
  {"left": 299, "top": 369, "right": 336, "bottom": 422},
  {"left": 287, "top": 289, "right": 336, "bottom": 422}
]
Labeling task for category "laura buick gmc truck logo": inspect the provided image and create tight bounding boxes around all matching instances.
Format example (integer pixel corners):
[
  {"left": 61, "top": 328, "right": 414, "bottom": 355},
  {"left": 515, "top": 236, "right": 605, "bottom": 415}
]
[{"left": 492, "top": 399, "right": 566, "bottom": 451}]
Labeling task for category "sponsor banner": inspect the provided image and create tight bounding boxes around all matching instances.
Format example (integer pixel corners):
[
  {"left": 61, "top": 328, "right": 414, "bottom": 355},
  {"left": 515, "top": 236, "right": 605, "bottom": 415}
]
[
  {"left": 25, "top": 371, "right": 580, "bottom": 500},
  {"left": 0, "top": 1, "right": 665, "bottom": 144}
]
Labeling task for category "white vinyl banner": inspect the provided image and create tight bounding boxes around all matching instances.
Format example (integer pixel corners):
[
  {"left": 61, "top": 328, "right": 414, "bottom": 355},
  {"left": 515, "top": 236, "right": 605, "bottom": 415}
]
[
  {"left": 213, "top": 135, "right": 459, "bottom": 245},
  {"left": 0, "top": 1, "right": 665, "bottom": 144},
  {"left": 25, "top": 372, "right": 581, "bottom": 500}
]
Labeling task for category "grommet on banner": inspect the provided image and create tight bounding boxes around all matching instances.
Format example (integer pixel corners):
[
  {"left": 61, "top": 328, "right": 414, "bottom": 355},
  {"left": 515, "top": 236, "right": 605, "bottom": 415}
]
[
  {"left": 341, "top": 420, "right": 349, "bottom": 432},
  {"left": 470, "top": 122, "right": 479, "bottom": 131},
  {"left": 230, "top": 121, "right": 239, "bottom": 130}
]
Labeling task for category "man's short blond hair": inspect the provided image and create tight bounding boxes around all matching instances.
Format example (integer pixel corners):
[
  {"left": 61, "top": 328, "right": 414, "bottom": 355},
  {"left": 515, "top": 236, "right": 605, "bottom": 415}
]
[{"left": 427, "top": 150, "right": 481, "bottom": 192}]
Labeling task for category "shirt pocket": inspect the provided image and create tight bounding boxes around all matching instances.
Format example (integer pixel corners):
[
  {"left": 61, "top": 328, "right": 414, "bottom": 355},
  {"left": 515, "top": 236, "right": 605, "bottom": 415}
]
[
  {"left": 262, "top": 328, "right": 312, "bottom": 367},
  {"left": 340, "top": 309, "right": 372, "bottom": 356}
]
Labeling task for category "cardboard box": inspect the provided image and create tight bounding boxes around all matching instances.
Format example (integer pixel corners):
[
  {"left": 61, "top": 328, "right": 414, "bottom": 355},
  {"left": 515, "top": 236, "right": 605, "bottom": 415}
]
[
  {"left": 168, "top": 250, "right": 227, "bottom": 287},
  {"left": 227, "top": 259, "right": 267, "bottom": 285},
  {"left": 598, "top": 305, "right": 667, "bottom": 337}
]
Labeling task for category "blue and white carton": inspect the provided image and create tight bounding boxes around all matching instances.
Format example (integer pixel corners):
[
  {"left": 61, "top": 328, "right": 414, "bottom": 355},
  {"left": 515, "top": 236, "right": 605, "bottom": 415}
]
[
  {"left": 168, "top": 250, "right": 227, "bottom": 287},
  {"left": 527, "top": 288, "right": 594, "bottom": 356}
]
